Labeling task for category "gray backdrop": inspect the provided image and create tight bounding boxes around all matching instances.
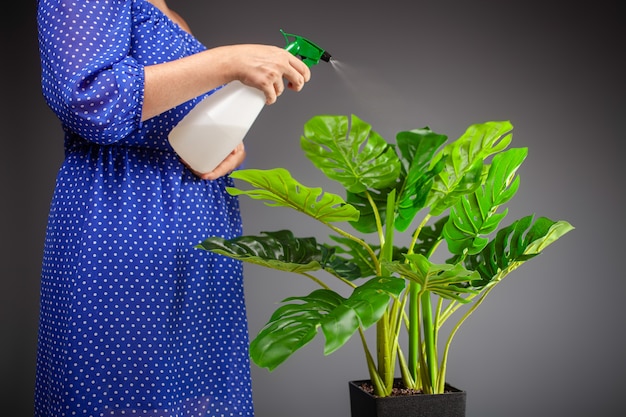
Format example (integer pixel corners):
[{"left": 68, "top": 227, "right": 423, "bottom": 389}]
[{"left": 3, "top": 1, "right": 624, "bottom": 416}]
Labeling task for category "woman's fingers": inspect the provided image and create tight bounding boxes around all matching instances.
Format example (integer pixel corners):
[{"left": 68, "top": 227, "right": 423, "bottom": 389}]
[{"left": 193, "top": 142, "right": 246, "bottom": 180}]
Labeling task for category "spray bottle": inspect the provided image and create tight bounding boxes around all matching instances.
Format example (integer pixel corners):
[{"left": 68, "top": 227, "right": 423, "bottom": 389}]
[{"left": 168, "top": 30, "right": 331, "bottom": 173}]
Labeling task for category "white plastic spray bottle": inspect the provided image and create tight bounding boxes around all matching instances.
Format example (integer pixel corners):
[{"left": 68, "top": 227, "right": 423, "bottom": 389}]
[{"left": 168, "top": 30, "right": 332, "bottom": 173}]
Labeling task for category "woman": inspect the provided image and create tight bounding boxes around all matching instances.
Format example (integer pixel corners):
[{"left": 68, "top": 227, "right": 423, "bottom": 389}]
[{"left": 34, "top": 1, "right": 311, "bottom": 416}]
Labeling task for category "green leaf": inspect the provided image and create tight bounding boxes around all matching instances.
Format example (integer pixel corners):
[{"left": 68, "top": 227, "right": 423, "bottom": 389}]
[
  {"left": 344, "top": 127, "right": 447, "bottom": 234},
  {"left": 300, "top": 114, "right": 401, "bottom": 194},
  {"left": 228, "top": 168, "right": 359, "bottom": 223},
  {"left": 345, "top": 186, "right": 393, "bottom": 234},
  {"left": 196, "top": 230, "right": 324, "bottom": 273},
  {"left": 464, "top": 216, "right": 575, "bottom": 288},
  {"left": 321, "top": 276, "right": 405, "bottom": 354},
  {"left": 318, "top": 244, "right": 363, "bottom": 281},
  {"left": 428, "top": 121, "right": 513, "bottom": 216},
  {"left": 394, "top": 128, "right": 448, "bottom": 232},
  {"left": 327, "top": 235, "right": 378, "bottom": 278},
  {"left": 250, "top": 277, "right": 405, "bottom": 370},
  {"left": 444, "top": 148, "right": 527, "bottom": 255},
  {"left": 197, "top": 230, "right": 362, "bottom": 281},
  {"left": 250, "top": 289, "right": 343, "bottom": 370},
  {"left": 412, "top": 216, "right": 448, "bottom": 257},
  {"left": 384, "top": 255, "right": 479, "bottom": 302}
]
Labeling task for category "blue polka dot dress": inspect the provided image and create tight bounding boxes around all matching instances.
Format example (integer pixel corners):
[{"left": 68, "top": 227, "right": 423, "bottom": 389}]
[{"left": 35, "top": 1, "right": 254, "bottom": 416}]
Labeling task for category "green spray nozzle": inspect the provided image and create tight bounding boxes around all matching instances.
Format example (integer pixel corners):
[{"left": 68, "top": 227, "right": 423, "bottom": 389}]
[{"left": 281, "top": 29, "right": 332, "bottom": 68}]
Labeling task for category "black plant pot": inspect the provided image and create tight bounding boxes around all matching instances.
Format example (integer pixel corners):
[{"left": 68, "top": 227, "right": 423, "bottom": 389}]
[{"left": 349, "top": 379, "right": 466, "bottom": 417}]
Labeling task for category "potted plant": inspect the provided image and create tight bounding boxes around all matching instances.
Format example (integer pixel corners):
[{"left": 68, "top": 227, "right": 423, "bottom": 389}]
[{"left": 197, "top": 114, "right": 574, "bottom": 416}]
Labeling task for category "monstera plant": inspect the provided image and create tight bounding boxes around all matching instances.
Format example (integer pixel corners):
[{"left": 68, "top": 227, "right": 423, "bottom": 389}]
[{"left": 197, "top": 114, "right": 573, "bottom": 397}]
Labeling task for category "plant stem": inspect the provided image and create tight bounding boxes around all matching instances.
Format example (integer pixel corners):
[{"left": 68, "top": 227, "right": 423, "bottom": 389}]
[
  {"left": 421, "top": 291, "right": 438, "bottom": 394},
  {"left": 376, "top": 313, "right": 394, "bottom": 393},
  {"left": 397, "top": 346, "right": 415, "bottom": 389},
  {"left": 364, "top": 190, "right": 386, "bottom": 247},
  {"left": 375, "top": 189, "right": 399, "bottom": 394},
  {"left": 416, "top": 311, "right": 428, "bottom": 392},
  {"left": 405, "top": 214, "right": 429, "bottom": 385},
  {"left": 359, "top": 327, "right": 387, "bottom": 396},
  {"left": 408, "top": 282, "right": 419, "bottom": 381},
  {"left": 408, "top": 214, "right": 432, "bottom": 255},
  {"left": 300, "top": 272, "right": 334, "bottom": 290}
]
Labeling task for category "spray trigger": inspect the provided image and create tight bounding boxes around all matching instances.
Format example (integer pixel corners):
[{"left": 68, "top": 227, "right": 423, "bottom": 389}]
[{"left": 281, "top": 29, "right": 332, "bottom": 67}]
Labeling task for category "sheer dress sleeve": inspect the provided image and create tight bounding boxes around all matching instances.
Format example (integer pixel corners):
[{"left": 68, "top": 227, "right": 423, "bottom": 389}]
[{"left": 37, "top": 0, "right": 145, "bottom": 144}]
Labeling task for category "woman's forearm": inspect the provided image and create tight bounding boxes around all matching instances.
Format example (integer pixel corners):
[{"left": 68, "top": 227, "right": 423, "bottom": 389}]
[
  {"left": 141, "top": 44, "right": 310, "bottom": 122},
  {"left": 141, "top": 48, "right": 233, "bottom": 121}
]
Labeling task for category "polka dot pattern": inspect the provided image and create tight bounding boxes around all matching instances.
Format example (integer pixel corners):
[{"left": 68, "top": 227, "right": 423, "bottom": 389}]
[{"left": 35, "top": 1, "right": 254, "bottom": 416}]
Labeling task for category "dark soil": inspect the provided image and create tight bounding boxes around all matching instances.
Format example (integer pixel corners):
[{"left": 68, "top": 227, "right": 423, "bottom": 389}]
[{"left": 357, "top": 380, "right": 424, "bottom": 397}]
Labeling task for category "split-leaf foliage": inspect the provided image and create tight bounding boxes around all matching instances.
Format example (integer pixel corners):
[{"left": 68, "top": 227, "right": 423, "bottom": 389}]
[{"left": 198, "top": 115, "right": 574, "bottom": 396}]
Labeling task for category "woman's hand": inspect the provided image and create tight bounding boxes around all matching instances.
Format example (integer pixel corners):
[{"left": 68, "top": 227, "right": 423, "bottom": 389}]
[
  {"left": 182, "top": 142, "right": 247, "bottom": 180},
  {"left": 227, "top": 44, "right": 312, "bottom": 105}
]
